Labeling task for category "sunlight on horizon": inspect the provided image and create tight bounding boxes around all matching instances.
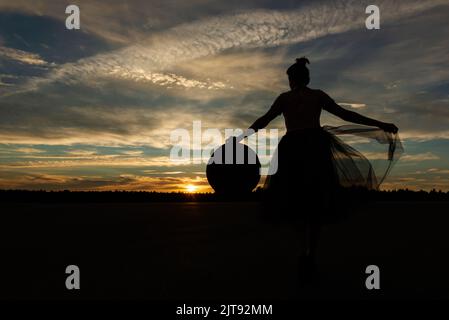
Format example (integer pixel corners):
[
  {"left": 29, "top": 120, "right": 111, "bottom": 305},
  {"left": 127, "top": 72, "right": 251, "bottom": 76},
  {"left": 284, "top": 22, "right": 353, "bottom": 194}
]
[{"left": 185, "top": 184, "right": 198, "bottom": 193}]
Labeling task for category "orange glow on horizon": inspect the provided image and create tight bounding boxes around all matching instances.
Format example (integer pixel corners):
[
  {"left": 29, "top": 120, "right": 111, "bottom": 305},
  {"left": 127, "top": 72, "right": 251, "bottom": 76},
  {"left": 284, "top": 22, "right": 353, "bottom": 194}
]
[{"left": 185, "top": 184, "right": 198, "bottom": 193}]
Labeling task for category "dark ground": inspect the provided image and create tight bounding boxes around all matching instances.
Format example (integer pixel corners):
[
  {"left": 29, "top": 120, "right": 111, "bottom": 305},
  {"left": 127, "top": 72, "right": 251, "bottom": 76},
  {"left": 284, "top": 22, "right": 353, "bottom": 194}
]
[{"left": 0, "top": 201, "right": 448, "bottom": 300}]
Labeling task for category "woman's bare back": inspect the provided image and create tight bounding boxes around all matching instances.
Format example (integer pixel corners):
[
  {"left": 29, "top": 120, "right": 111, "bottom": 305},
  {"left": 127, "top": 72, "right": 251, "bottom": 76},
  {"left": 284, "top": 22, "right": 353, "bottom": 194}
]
[{"left": 278, "top": 87, "right": 325, "bottom": 132}]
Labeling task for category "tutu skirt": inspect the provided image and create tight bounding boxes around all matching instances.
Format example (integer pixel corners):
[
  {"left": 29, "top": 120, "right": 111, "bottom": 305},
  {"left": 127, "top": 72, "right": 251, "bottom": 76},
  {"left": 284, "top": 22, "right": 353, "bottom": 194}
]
[{"left": 263, "top": 125, "right": 403, "bottom": 223}]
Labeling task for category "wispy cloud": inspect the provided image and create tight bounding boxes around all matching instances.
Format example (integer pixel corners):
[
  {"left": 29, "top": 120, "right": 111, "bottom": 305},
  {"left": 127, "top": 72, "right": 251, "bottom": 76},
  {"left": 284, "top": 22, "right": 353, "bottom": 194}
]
[
  {"left": 0, "top": 155, "right": 185, "bottom": 169},
  {"left": 426, "top": 168, "right": 449, "bottom": 174},
  {"left": 8, "top": 0, "right": 447, "bottom": 94},
  {"left": 113, "top": 69, "right": 228, "bottom": 89},
  {"left": 401, "top": 152, "right": 440, "bottom": 162},
  {"left": 0, "top": 46, "right": 49, "bottom": 66},
  {"left": 121, "top": 150, "right": 144, "bottom": 156},
  {"left": 339, "top": 102, "right": 366, "bottom": 109},
  {"left": 14, "top": 147, "right": 45, "bottom": 153}
]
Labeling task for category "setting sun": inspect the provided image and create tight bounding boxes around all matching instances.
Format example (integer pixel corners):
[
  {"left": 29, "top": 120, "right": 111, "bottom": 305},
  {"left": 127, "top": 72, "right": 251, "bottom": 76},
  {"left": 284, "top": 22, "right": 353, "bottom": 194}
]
[{"left": 185, "top": 184, "right": 198, "bottom": 193}]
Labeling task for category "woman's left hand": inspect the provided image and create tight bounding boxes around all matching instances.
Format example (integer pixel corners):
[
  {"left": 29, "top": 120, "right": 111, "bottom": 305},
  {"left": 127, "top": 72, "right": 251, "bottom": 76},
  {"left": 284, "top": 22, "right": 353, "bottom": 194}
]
[{"left": 380, "top": 122, "right": 398, "bottom": 133}]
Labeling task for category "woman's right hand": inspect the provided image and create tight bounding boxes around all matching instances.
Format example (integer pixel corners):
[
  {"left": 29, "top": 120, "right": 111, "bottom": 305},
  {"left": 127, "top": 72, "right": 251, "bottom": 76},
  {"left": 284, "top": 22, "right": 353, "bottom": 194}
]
[{"left": 379, "top": 122, "right": 398, "bottom": 133}]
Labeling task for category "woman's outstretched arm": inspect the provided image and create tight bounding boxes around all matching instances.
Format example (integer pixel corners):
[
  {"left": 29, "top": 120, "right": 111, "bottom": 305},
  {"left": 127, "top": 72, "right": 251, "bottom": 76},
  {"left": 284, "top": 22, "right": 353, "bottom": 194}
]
[
  {"left": 232, "top": 95, "right": 283, "bottom": 143},
  {"left": 321, "top": 91, "right": 398, "bottom": 133}
]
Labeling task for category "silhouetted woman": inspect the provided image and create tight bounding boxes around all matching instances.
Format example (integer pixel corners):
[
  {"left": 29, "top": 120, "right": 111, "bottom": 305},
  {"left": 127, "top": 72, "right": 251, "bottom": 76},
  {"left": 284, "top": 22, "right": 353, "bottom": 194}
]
[{"left": 233, "top": 57, "right": 402, "bottom": 284}]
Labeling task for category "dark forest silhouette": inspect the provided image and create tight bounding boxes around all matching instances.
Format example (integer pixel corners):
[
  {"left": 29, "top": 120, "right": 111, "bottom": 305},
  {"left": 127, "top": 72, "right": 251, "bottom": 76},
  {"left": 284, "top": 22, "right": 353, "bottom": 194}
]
[{"left": 1, "top": 188, "right": 448, "bottom": 203}]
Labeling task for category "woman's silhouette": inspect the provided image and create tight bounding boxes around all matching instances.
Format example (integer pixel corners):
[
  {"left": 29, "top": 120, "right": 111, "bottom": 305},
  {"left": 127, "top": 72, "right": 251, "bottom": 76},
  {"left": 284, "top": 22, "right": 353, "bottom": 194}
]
[{"left": 233, "top": 57, "right": 401, "bottom": 284}]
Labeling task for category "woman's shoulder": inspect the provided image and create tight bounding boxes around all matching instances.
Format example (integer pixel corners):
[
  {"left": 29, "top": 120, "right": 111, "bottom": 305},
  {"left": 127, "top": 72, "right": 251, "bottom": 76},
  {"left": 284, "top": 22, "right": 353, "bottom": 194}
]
[
  {"left": 282, "top": 87, "right": 326, "bottom": 97},
  {"left": 274, "top": 91, "right": 291, "bottom": 104},
  {"left": 278, "top": 90, "right": 291, "bottom": 98},
  {"left": 306, "top": 87, "right": 334, "bottom": 102},
  {"left": 306, "top": 87, "right": 326, "bottom": 95}
]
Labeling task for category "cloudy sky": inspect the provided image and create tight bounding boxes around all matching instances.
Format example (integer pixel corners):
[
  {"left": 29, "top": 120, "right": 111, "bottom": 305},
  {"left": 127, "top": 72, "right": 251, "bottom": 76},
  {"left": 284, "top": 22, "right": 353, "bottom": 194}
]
[{"left": 0, "top": 0, "right": 448, "bottom": 192}]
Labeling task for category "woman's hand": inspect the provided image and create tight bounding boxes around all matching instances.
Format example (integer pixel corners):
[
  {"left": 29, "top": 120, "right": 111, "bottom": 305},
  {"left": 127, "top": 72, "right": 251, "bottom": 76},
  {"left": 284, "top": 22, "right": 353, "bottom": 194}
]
[{"left": 379, "top": 122, "right": 398, "bottom": 133}]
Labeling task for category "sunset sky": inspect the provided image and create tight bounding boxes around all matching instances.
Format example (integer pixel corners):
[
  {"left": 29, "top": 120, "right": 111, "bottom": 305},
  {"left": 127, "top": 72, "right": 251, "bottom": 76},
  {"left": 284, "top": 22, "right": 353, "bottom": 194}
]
[{"left": 0, "top": 0, "right": 449, "bottom": 192}]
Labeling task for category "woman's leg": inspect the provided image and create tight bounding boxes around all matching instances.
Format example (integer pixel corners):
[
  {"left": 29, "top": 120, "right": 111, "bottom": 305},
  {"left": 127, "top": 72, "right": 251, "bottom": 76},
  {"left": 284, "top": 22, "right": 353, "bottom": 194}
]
[{"left": 297, "top": 222, "right": 321, "bottom": 286}]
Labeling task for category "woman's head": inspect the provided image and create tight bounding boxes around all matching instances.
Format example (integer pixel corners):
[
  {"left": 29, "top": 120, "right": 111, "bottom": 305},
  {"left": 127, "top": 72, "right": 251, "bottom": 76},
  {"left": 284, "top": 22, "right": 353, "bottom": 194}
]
[{"left": 286, "top": 57, "right": 310, "bottom": 89}]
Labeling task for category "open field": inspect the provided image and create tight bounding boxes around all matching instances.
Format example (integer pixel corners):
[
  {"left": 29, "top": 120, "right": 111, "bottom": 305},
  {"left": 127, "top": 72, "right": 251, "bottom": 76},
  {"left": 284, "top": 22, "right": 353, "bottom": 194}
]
[{"left": 0, "top": 201, "right": 448, "bottom": 300}]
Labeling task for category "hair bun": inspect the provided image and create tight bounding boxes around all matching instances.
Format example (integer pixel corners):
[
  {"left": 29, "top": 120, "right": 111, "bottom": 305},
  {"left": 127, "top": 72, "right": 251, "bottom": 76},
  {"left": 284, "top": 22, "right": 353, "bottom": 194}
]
[{"left": 296, "top": 57, "right": 310, "bottom": 66}]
